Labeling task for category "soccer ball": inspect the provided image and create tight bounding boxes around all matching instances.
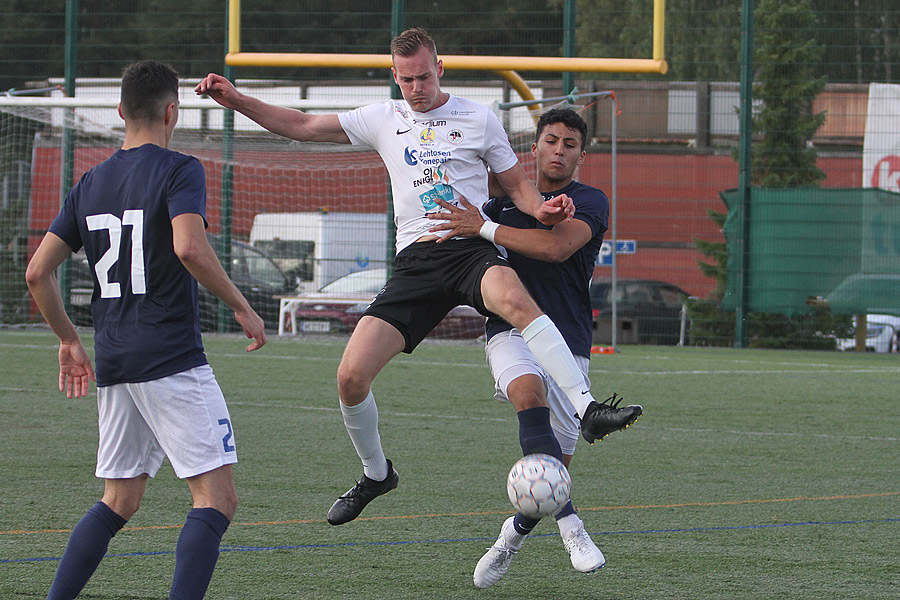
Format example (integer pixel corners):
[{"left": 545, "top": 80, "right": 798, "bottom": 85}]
[{"left": 506, "top": 453, "right": 572, "bottom": 518}]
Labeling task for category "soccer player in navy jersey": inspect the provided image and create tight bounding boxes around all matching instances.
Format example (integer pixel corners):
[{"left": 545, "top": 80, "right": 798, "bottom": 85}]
[
  {"left": 428, "top": 108, "right": 641, "bottom": 587},
  {"left": 197, "top": 29, "right": 638, "bottom": 527},
  {"left": 25, "top": 61, "right": 266, "bottom": 600}
]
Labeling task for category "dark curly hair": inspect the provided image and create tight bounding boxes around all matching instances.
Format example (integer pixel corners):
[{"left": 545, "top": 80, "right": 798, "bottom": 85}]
[{"left": 536, "top": 108, "right": 588, "bottom": 151}]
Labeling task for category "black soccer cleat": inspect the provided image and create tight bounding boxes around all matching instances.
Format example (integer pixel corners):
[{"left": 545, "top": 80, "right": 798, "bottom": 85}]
[
  {"left": 327, "top": 459, "right": 399, "bottom": 525},
  {"left": 579, "top": 393, "right": 642, "bottom": 445}
]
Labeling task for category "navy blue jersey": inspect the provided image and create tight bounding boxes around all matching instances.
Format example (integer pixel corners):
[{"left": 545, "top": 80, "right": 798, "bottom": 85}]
[
  {"left": 49, "top": 144, "right": 208, "bottom": 386},
  {"left": 484, "top": 180, "right": 609, "bottom": 357}
]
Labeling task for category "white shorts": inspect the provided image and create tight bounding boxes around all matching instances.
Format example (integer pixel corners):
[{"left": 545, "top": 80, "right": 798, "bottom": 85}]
[
  {"left": 95, "top": 364, "right": 237, "bottom": 480},
  {"left": 485, "top": 329, "right": 589, "bottom": 456}
]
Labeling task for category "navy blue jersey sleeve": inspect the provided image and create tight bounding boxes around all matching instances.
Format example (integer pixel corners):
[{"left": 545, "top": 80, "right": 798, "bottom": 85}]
[
  {"left": 166, "top": 156, "right": 208, "bottom": 225},
  {"left": 49, "top": 178, "right": 88, "bottom": 252},
  {"left": 570, "top": 183, "right": 609, "bottom": 240}
]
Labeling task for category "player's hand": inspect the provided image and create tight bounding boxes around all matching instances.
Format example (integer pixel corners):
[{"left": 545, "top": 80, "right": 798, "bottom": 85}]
[
  {"left": 195, "top": 73, "right": 242, "bottom": 110},
  {"left": 535, "top": 193, "right": 574, "bottom": 226},
  {"left": 235, "top": 308, "right": 267, "bottom": 352},
  {"left": 58, "top": 340, "right": 95, "bottom": 399},
  {"left": 427, "top": 196, "right": 486, "bottom": 242}
]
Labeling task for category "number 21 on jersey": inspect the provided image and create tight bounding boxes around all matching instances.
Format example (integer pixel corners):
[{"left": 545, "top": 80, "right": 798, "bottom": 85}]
[{"left": 86, "top": 210, "right": 146, "bottom": 298}]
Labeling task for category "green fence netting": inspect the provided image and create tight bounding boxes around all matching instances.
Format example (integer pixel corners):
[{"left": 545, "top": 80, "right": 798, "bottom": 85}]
[{"left": 721, "top": 187, "right": 900, "bottom": 317}]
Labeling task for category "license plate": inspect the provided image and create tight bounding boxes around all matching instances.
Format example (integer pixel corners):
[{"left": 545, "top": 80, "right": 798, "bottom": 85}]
[{"left": 299, "top": 320, "right": 331, "bottom": 333}]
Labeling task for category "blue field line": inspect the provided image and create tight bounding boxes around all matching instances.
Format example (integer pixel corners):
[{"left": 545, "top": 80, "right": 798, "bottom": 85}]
[{"left": 3, "top": 517, "right": 897, "bottom": 565}]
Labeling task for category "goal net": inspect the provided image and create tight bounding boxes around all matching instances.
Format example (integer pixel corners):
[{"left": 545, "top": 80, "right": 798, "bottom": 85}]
[{"left": 2, "top": 83, "right": 567, "bottom": 340}]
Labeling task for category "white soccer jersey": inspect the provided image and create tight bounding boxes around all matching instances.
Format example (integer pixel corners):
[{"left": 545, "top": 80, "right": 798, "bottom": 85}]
[{"left": 339, "top": 96, "right": 519, "bottom": 252}]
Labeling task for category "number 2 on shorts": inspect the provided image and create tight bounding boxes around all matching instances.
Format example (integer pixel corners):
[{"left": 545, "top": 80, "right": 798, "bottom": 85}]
[{"left": 218, "top": 418, "right": 235, "bottom": 453}]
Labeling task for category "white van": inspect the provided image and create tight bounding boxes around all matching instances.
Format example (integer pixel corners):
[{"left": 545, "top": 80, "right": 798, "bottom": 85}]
[{"left": 249, "top": 212, "right": 389, "bottom": 293}]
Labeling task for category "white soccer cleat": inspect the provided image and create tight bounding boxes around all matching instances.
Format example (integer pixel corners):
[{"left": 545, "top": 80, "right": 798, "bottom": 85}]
[
  {"left": 562, "top": 522, "right": 606, "bottom": 573},
  {"left": 473, "top": 517, "right": 521, "bottom": 589}
]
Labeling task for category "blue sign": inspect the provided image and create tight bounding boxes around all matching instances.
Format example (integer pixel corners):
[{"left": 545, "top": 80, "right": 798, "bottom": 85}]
[{"left": 596, "top": 240, "right": 637, "bottom": 266}]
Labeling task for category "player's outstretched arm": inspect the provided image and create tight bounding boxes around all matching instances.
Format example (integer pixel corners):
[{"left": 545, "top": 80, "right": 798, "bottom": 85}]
[
  {"left": 492, "top": 163, "right": 574, "bottom": 226},
  {"left": 194, "top": 73, "right": 350, "bottom": 144},
  {"left": 428, "top": 197, "right": 591, "bottom": 262},
  {"left": 25, "top": 232, "right": 96, "bottom": 398},
  {"left": 171, "top": 213, "right": 267, "bottom": 352}
]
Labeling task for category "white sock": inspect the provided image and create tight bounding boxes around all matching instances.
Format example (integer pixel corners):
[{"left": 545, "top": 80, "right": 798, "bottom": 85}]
[
  {"left": 340, "top": 391, "right": 388, "bottom": 481},
  {"left": 521, "top": 315, "right": 595, "bottom": 418},
  {"left": 556, "top": 513, "right": 582, "bottom": 538}
]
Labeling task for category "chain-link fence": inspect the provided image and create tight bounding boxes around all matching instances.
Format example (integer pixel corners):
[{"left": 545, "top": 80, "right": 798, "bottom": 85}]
[{"left": 2, "top": 2, "right": 898, "bottom": 349}]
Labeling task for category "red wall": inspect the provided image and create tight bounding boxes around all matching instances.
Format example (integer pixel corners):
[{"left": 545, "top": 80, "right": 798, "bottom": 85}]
[{"left": 29, "top": 147, "right": 863, "bottom": 299}]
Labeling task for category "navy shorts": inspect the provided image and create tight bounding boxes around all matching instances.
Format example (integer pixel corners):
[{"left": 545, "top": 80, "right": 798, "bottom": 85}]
[{"left": 364, "top": 237, "right": 509, "bottom": 353}]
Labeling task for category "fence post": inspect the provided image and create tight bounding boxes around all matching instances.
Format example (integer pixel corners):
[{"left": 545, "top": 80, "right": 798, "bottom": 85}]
[{"left": 735, "top": 0, "right": 755, "bottom": 348}]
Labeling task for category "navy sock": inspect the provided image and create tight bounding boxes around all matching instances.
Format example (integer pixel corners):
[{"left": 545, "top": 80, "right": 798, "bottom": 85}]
[
  {"left": 513, "top": 407, "right": 564, "bottom": 535},
  {"left": 513, "top": 512, "right": 542, "bottom": 535},
  {"left": 554, "top": 499, "right": 577, "bottom": 520},
  {"left": 168, "top": 508, "right": 231, "bottom": 600},
  {"left": 47, "top": 501, "right": 127, "bottom": 600},
  {"left": 517, "top": 407, "right": 563, "bottom": 462}
]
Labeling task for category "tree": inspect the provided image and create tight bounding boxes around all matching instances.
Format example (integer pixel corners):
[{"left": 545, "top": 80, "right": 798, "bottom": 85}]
[
  {"left": 752, "top": 0, "right": 826, "bottom": 187},
  {"left": 692, "top": 0, "right": 848, "bottom": 349},
  {"left": 575, "top": 0, "right": 741, "bottom": 81}
]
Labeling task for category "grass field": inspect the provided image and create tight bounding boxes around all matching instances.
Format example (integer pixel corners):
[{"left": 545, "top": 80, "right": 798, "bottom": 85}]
[{"left": 1, "top": 328, "right": 898, "bottom": 599}]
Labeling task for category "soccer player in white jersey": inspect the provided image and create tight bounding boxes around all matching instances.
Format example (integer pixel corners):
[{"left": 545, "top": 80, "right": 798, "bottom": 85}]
[
  {"left": 429, "top": 108, "right": 641, "bottom": 587},
  {"left": 196, "top": 28, "right": 637, "bottom": 526},
  {"left": 26, "top": 61, "right": 266, "bottom": 600}
]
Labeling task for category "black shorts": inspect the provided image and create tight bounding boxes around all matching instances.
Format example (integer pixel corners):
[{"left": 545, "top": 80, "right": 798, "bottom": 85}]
[{"left": 364, "top": 237, "right": 509, "bottom": 353}]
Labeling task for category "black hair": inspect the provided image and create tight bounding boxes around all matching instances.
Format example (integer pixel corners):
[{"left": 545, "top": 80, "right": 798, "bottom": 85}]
[
  {"left": 120, "top": 61, "right": 179, "bottom": 125},
  {"left": 536, "top": 108, "right": 588, "bottom": 151}
]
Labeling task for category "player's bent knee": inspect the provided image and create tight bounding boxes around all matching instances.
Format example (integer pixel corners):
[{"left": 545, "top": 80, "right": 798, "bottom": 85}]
[
  {"left": 102, "top": 495, "right": 142, "bottom": 520},
  {"left": 336, "top": 362, "right": 372, "bottom": 404},
  {"left": 211, "top": 492, "right": 238, "bottom": 521}
]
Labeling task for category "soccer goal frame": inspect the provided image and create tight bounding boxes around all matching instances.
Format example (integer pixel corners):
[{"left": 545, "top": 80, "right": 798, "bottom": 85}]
[{"left": 223, "top": 0, "right": 667, "bottom": 110}]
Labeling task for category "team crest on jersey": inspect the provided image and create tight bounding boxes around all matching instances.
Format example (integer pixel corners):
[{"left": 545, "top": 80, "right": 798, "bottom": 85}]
[
  {"left": 419, "top": 128, "right": 436, "bottom": 146},
  {"left": 447, "top": 129, "right": 464, "bottom": 144}
]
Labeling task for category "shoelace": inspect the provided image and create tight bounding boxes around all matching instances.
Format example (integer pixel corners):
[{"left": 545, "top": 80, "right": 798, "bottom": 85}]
[
  {"left": 600, "top": 392, "right": 624, "bottom": 409},
  {"left": 563, "top": 525, "right": 591, "bottom": 554},
  {"left": 489, "top": 545, "right": 517, "bottom": 565}
]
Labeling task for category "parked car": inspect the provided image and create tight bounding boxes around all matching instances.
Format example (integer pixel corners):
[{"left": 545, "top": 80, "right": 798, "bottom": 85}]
[
  {"left": 289, "top": 267, "right": 485, "bottom": 339},
  {"left": 590, "top": 277, "right": 691, "bottom": 345},
  {"left": 835, "top": 314, "right": 900, "bottom": 353},
  {"left": 69, "top": 232, "right": 294, "bottom": 331}
]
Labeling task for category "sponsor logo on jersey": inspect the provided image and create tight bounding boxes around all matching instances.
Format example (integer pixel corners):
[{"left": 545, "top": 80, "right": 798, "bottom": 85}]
[
  {"left": 414, "top": 118, "right": 447, "bottom": 127},
  {"left": 413, "top": 166, "right": 450, "bottom": 188},
  {"left": 450, "top": 109, "right": 476, "bottom": 116},
  {"left": 419, "top": 128, "right": 437, "bottom": 145},
  {"left": 447, "top": 129, "right": 464, "bottom": 144},
  {"left": 405, "top": 147, "right": 451, "bottom": 167},
  {"left": 396, "top": 127, "right": 411, "bottom": 135},
  {"left": 419, "top": 184, "right": 455, "bottom": 210}
]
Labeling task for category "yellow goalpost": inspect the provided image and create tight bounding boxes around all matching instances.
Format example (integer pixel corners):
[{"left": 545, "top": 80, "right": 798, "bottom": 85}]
[{"left": 222, "top": 0, "right": 667, "bottom": 109}]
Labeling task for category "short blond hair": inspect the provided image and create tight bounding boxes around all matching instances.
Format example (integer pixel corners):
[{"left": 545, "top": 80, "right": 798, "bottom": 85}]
[{"left": 390, "top": 27, "right": 438, "bottom": 61}]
